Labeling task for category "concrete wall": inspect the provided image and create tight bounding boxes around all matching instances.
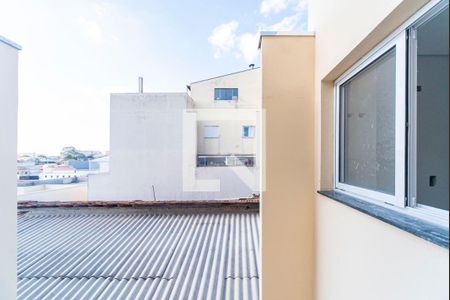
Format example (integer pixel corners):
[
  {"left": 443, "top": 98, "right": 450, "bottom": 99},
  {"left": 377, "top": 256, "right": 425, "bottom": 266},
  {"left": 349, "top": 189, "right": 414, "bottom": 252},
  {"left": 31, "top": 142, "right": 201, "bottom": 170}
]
[
  {"left": 88, "top": 93, "right": 257, "bottom": 201},
  {"left": 0, "top": 38, "right": 19, "bottom": 300},
  {"left": 191, "top": 68, "right": 260, "bottom": 156},
  {"left": 312, "top": 0, "right": 449, "bottom": 299},
  {"left": 17, "top": 183, "right": 87, "bottom": 202},
  {"left": 260, "top": 35, "right": 315, "bottom": 300}
]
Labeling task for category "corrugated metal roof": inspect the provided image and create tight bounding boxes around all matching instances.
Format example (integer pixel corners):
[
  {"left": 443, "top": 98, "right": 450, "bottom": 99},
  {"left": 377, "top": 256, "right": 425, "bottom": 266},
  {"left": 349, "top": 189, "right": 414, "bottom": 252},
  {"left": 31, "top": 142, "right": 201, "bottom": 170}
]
[{"left": 17, "top": 207, "right": 260, "bottom": 300}]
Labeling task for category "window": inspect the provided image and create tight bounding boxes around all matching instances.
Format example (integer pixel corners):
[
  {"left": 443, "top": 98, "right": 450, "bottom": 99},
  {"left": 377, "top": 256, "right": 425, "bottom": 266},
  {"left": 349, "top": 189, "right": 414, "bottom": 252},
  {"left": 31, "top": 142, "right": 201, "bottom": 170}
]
[
  {"left": 203, "top": 126, "right": 220, "bottom": 138},
  {"left": 335, "top": 1, "right": 449, "bottom": 215},
  {"left": 214, "top": 88, "right": 238, "bottom": 100},
  {"left": 243, "top": 126, "right": 255, "bottom": 138}
]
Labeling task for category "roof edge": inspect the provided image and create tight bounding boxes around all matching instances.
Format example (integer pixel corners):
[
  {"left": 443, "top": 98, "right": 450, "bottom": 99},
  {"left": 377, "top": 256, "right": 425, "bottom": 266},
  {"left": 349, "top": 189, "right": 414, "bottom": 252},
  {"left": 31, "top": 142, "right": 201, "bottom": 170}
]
[
  {"left": 258, "top": 31, "right": 315, "bottom": 49},
  {"left": 190, "top": 67, "right": 260, "bottom": 85},
  {"left": 18, "top": 198, "right": 260, "bottom": 208},
  {"left": 0, "top": 35, "right": 22, "bottom": 50}
]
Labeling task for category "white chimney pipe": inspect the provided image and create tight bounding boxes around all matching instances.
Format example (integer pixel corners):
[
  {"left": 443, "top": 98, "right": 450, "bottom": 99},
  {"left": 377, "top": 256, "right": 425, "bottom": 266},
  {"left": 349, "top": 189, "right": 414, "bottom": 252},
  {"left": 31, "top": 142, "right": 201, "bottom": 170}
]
[{"left": 138, "top": 77, "right": 143, "bottom": 93}]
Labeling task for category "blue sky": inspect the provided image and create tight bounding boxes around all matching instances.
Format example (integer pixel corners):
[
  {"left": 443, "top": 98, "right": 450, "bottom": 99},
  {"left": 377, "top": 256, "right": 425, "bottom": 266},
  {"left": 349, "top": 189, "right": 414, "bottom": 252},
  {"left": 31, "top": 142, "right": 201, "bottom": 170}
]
[{"left": 0, "top": 0, "right": 307, "bottom": 154}]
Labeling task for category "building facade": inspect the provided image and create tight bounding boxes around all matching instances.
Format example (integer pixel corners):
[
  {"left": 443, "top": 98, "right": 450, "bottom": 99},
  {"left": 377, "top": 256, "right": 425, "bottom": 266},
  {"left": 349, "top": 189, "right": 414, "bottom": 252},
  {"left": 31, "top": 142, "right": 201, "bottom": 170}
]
[
  {"left": 190, "top": 68, "right": 261, "bottom": 167},
  {"left": 260, "top": 0, "right": 449, "bottom": 299},
  {"left": 0, "top": 35, "right": 20, "bottom": 300},
  {"left": 88, "top": 77, "right": 260, "bottom": 201}
]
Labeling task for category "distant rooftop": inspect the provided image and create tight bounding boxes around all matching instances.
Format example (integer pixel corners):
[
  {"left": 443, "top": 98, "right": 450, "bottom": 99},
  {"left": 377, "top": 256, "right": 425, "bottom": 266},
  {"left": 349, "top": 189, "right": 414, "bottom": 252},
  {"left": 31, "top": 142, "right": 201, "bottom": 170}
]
[
  {"left": 17, "top": 204, "right": 260, "bottom": 300},
  {"left": 0, "top": 35, "right": 22, "bottom": 50},
  {"left": 190, "top": 67, "right": 260, "bottom": 85}
]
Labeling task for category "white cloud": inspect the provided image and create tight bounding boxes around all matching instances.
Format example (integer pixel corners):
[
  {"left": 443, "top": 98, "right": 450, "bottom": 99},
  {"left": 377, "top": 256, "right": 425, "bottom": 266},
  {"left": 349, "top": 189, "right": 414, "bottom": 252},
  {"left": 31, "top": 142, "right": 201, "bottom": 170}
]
[
  {"left": 260, "top": 0, "right": 289, "bottom": 15},
  {"left": 265, "top": 0, "right": 308, "bottom": 31},
  {"left": 208, "top": 0, "right": 308, "bottom": 62},
  {"left": 295, "top": 0, "right": 308, "bottom": 12},
  {"left": 208, "top": 20, "right": 239, "bottom": 59},
  {"left": 78, "top": 16, "right": 104, "bottom": 43},
  {"left": 268, "top": 14, "right": 300, "bottom": 31},
  {"left": 237, "top": 32, "right": 260, "bottom": 63}
]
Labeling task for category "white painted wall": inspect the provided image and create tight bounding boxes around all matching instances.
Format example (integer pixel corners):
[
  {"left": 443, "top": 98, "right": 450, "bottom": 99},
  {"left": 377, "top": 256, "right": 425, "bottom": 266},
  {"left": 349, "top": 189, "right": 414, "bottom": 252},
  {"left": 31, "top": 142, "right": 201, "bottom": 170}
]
[
  {"left": 17, "top": 183, "right": 87, "bottom": 202},
  {"left": 0, "top": 37, "right": 19, "bottom": 300},
  {"left": 88, "top": 93, "right": 257, "bottom": 201}
]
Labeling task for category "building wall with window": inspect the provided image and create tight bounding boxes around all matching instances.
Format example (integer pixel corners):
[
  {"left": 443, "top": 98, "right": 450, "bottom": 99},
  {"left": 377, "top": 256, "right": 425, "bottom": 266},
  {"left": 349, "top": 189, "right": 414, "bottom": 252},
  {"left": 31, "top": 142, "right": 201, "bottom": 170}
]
[
  {"left": 0, "top": 36, "right": 20, "bottom": 300},
  {"left": 311, "top": 0, "right": 449, "bottom": 299},
  {"left": 88, "top": 93, "right": 258, "bottom": 201},
  {"left": 190, "top": 68, "right": 261, "bottom": 159},
  {"left": 190, "top": 68, "right": 261, "bottom": 109},
  {"left": 261, "top": 0, "right": 448, "bottom": 299}
]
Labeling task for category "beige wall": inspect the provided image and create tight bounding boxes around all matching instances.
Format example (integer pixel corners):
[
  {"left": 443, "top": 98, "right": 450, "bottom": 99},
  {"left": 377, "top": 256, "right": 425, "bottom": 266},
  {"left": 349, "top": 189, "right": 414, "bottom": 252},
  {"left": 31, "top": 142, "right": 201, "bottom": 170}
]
[
  {"left": 0, "top": 40, "right": 18, "bottom": 300},
  {"left": 261, "top": 35, "right": 315, "bottom": 300},
  {"left": 312, "top": 0, "right": 449, "bottom": 299},
  {"left": 197, "top": 120, "right": 256, "bottom": 155},
  {"left": 190, "top": 68, "right": 261, "bottom": 109},
  {"left": 191, "top": 69, "right": 260, "bottom": 156},
  {"left": 17, "top": 183, "right": 88, "bottom": 202}
]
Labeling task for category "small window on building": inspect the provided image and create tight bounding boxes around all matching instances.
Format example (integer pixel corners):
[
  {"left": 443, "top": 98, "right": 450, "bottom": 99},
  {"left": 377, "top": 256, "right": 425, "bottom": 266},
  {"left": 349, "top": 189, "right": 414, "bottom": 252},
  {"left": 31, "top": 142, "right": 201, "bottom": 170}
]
[
  {"left": 203, "top": 126, "right": 220, "bottom": 138},
  {"left": 214, "top": 88, "right": 238, "bottom": 100},
  {"left": 243, "top": 126, "right": 255, "bottom": 138}
]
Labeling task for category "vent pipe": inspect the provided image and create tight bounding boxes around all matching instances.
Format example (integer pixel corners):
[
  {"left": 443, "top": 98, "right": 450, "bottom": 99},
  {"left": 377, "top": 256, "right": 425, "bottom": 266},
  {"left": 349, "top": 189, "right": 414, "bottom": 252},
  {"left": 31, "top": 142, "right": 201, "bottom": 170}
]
[{"left": 138, "top": 77, "right": 143, "bottom": 93}]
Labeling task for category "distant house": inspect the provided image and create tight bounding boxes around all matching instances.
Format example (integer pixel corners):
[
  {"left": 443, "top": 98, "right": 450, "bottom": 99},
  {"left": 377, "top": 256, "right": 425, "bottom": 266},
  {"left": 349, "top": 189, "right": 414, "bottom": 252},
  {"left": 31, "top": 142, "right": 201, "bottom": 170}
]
[
  {"left": 65, "top": 159, "right": 90, "bottom": 170},
  {"left": 40, "top": 165, "right": 78, "bottom": 180},
  {"left": 88, "top": 156, "right": 109, "bottom": 173}
]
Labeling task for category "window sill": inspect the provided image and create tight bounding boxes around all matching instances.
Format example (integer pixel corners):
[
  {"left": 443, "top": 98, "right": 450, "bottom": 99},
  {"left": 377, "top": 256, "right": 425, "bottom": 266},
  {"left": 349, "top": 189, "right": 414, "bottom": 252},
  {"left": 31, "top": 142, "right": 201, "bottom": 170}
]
[{"left": 318, "top": 190, "right": 449, "bottom": 249}]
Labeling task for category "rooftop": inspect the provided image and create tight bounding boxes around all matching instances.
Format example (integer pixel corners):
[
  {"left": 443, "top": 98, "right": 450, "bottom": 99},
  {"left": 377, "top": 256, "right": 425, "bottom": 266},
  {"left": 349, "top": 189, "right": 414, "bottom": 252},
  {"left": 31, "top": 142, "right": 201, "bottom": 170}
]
[
  {"left": 0, "top": 35, "right": 22, "bottom": 50},
  {"left": 17, "top": 203, "right": 260, "bottom": 300},
  {"left": 190, "top": 67, "right": 260, "bottom": 85}
]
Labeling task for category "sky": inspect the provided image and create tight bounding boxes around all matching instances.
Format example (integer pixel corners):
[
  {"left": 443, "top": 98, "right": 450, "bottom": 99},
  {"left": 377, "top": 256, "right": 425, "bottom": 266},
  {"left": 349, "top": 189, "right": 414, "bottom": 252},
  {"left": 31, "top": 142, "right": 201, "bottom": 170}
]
[{"left": 0, "top": 0, "right": 308, "bottom": 155}]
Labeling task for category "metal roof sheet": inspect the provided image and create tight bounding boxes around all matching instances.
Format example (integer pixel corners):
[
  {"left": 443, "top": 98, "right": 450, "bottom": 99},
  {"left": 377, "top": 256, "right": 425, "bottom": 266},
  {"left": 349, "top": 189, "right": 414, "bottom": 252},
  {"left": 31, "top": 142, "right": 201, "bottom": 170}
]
[{"left": 17, "top": 207, "right": 260, "bottom": 300}]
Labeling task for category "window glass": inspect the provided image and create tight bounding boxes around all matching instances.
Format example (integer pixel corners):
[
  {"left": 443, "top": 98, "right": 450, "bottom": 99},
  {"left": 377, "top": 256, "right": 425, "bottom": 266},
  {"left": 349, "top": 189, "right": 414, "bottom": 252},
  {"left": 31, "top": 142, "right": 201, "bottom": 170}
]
[
  {"left": 214, "top": 88, "right": 238, "bottom": 100},
  {"left": 415, "top": 6, "right": 449, "bottom": 210},
  {"left": 243, "top": 126, "right": 255, "bottom": 137},
  {"left": 203, "top": 126, "right": 220, "bottom": 138},
  {"left": 339, "top": 48, "right": 396, "bottom": 195}
]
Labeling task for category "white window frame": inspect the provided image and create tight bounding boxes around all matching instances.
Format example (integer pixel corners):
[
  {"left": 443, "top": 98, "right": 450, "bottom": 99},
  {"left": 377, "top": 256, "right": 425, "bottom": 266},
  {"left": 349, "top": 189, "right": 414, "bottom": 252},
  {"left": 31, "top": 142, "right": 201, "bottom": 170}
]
[
  {"left": 334, "top": 0, "right": 449, "bottom": 220},
  {"left": 203, "top": 125, "right": 220, "bottom": 138},
  {"left": 242, "top": 125, "right": 256, "bottom": 138},
  {"left": 334, "top": 31, "right": 406, "bottom": 207}
]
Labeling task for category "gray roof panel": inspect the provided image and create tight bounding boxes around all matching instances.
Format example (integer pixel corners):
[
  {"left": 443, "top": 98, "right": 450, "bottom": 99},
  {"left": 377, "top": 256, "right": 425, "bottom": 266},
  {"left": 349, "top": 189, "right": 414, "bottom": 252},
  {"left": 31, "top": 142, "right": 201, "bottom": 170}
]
[{"left": 17, "top": 208, "right": 260, "bottom": 300}]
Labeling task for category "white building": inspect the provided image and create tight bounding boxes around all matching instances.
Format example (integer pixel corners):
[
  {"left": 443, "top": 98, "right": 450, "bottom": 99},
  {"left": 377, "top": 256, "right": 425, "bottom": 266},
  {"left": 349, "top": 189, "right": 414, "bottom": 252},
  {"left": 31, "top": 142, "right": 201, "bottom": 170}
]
[
  {"left": 39, "top": 165, "right": 79, "bottom": 180},
  {"left": 88, "top": 69, "right": 260, "bottom": 201},
  {"left": 0, "top": 35, "right": 20, "bottom": 300},
  {"left": 89, "top": 156, "right": 110, "bottom": 173}
]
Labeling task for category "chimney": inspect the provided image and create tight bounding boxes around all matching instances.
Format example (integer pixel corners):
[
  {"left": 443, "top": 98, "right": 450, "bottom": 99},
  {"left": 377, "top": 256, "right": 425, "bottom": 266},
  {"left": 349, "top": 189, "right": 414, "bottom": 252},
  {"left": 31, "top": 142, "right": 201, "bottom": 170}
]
[{"left": 138, "top": 77, "right": 143, "bottom": 93}]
